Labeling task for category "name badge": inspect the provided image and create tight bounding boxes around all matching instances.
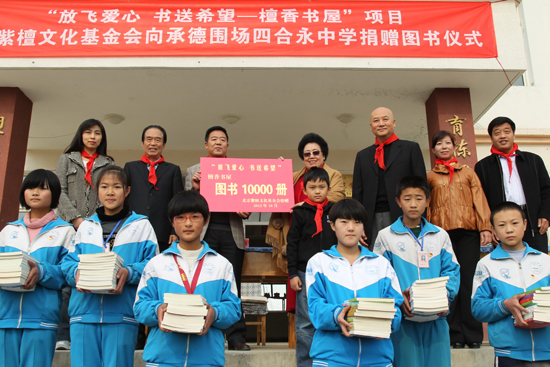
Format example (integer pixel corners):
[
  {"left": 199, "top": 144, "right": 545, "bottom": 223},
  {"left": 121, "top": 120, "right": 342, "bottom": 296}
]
[{"left": 418, "top": 251, "right": 429, "bottom": 268}]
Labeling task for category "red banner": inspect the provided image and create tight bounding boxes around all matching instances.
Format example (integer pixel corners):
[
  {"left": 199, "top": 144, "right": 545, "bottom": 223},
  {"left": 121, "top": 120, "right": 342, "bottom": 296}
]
[
  {"left": 0, "top": 1, "right": 497, "bottom": 58},
  {"left": 200, "top": 158, "right": 295, "bottom": 213}
]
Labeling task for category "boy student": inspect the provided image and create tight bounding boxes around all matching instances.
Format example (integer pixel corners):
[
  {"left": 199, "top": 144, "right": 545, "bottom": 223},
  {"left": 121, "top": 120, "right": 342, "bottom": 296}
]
[
  {"left": 306, "top": 198, "right": 404, "bottom": 367},
  {"left": 373, "top": 175, "right": 460, "bottom": 367},
  {"left": 287, "top": 167, "right": 338, "bottom": 367},
  {"left": 134, "top": 190, "right": 241, "bottom": 367},
  {"left": 472, "top": 202, "right": 550, "bottom": 365}
]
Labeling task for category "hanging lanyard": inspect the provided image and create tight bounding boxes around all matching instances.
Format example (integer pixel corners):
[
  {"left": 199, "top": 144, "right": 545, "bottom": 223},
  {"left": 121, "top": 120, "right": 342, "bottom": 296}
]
[
  {"left": 173, "top": 254, "right": 205, "bottom": 294},
  {"left": 404, "top": 220, "right": 424, "bottom": 251},
  {"left": 103, "top": 219, "right": 122, "bottom": 252}
]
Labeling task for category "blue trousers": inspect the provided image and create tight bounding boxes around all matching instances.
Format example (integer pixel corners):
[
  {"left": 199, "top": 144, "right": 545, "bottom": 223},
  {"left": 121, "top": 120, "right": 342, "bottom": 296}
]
[
  {"left": 391, "top": 318, "right": 451, "bottom": 367},
  {"left": 296, "top": 270, "right": 315, "bottom": 367},
  {"left": 70, "top": 323, "right": 138, "bottom": 367},
  {"left": 0, "top": 328, "right": 57, "bottom": 367}
]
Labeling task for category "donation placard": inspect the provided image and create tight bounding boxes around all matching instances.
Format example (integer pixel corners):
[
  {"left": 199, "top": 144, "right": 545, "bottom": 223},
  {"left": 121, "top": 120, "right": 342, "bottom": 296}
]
[{"left": 200, "top": 157, "right": 294, "bottom": 213}]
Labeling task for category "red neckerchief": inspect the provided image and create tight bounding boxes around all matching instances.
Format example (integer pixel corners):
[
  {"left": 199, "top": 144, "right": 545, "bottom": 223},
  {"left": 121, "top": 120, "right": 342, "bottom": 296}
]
[
  {"left": 173, "top": 254, "right": 205, "bottom": 294},
  {"left": 81, "top": 150, "right": 99, "bottom": 188},
  {"left": 374, "top": 133, "right": 399, "bottom": 170},
  {"left": 140, "top": 154, "right": 165, "bottom": 190},
  {"left": 491, "top": 143, "right": 519, "bottom": 180},
  {"left": 435, "top": 157, "right": 459, "bottom": 185},
  {"left": 304, "top": 198, "right": 328, "bottom": 238}
]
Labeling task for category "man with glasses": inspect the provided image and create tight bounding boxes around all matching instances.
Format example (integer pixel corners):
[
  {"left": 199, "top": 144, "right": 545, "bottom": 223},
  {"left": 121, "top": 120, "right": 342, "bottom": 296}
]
[
  {"left": 184, "top": 126, "right": 251, "bottom": 351},
  {"left": 352, "top": 107, "right": 427, "bottom": 248}
]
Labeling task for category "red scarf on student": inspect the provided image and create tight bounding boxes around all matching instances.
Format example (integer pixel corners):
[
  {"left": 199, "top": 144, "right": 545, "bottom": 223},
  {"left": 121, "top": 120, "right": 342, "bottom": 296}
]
[
  {"left": 435, "top": 157, "right": 459, "bottom": 185},
  {"left": 81, "top": 150, "right": 98, "bottom": 188},
  {"left": 304, "top": 198, "right": 328, "bottom": 238},
  {"left": 491, "top": 143, "right": 519, "bottom": 178},
  {"left": 140, "top": 154, "right": 165, "bottom": 190},
  {"left": 374, "top": 133, "right": 399, "bottom": 170}
]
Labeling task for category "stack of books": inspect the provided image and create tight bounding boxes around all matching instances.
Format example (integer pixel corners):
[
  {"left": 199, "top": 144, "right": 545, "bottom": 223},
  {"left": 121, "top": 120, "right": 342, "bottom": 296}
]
[
  {"left": 77, "top": 252, "right": 124, "bottom": 293},
  {"left": 407, "top": 276, "right": 449, "bottom": 322},
  {"left": 161, "top": 293, "right": 208, "bottom": 333},
  {"left": 345, "top": 297, "right": 396, "bottom": 338},
  {"left": 515, "top": 287, "right": 550, "bottom": 329},
  {"left": 0, "top": 252, "right": 40, "bottom": 292}
]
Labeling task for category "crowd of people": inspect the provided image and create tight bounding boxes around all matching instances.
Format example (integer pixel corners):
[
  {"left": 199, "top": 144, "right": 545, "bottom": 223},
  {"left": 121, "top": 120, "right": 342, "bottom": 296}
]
[{"left": 1, "top": 108, "right": 550, "bottom": 367}]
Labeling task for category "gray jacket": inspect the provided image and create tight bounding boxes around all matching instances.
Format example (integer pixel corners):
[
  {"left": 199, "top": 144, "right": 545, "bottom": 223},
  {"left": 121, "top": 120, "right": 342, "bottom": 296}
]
[
  {"left": 185, "top": 163, "right": 246, "bottom": 250},
  {"left": 55, "top": 151, "right": 114, "bottom": 223}
]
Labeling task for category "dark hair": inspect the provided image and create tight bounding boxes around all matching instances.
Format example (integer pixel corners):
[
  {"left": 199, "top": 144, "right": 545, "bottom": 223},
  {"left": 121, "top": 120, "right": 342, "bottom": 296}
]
[
  {"left": 303, "top": 167, "right": 330, "bottom": 186},
  {"left": 142, "top": 125, "right": 167, "bottom": 144},
  {"left": 298, "top": 133, "right": 329, "bottom": 161},
  {"left": 395, "top": 176, "right": 430, "bottom": 199},
  {"left": 205, "top": 126, "right": 228, "bottom": 142},
  {"left": 329, "top": 198, "right": 368, "bottom": 224},
  {"left": 490, "top": 201, "right": 526, "bottom": 225},
  {"left": 431, "top": 130, "right": 456, "bottom": 149},
  {"left": 95, "top": 166, "right": 129, "bottom": 190},
  {"left": 488, "top": 117, "right": 516, "bottom": 136},
  {"left": 64, "top": 119, "right": 112, "bottom": 160},
  {"left": 167, "top": 190, "right": 210, "bottom": 223},
  {"left": 19, "top": 169, "right": 62, "bottom": 210}
]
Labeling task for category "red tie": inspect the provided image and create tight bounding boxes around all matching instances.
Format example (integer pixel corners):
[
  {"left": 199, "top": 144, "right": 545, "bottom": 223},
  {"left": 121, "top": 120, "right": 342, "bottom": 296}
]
[
  {"left": 140, "top": 154, "right": 165, "bottom": 190},
  {"left": 435, "top": 157, "right": 458, "bottom": 185},
  {"left": 304, "top": 198, "right": 328, "bottom": 238},
  {"left": 491, "top": 143, "right": 518, "bottom": 180},
  {"left": 81, "top": 150, "right": 98, "bottom": 188},
  {"left": 374, "top": 133, "right": 399, "bottom": 170}
]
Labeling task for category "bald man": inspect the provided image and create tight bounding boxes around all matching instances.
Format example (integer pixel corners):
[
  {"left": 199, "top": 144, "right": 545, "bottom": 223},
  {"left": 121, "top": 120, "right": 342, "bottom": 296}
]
[{"left": 353, "top": 107, "right": 427, "bottom": 247}]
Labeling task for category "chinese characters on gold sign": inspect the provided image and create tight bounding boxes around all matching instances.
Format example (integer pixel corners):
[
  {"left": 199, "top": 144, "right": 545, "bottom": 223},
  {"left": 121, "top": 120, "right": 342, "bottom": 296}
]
[
  {"left": 0, "top": 116, "right": 4, "bottom": 135},
  {"left": 446, "top": 115, "right": 471, "bottom": 158}
]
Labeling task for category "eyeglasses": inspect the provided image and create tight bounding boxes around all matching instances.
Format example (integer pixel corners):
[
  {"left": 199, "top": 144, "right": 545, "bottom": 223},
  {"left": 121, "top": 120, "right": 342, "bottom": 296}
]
[
  {"left": 303, "top": 150, "right": 321, "bottom": 158},
  {"left": 174, "top": 214, "right": 203, "bottom": 223}
]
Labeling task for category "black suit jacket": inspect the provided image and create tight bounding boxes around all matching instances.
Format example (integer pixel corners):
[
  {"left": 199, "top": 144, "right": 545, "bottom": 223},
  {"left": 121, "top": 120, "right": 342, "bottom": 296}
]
[
  {"left": 474, "top": 150, "right": 550, "bottom": 229},
  {"left": 352, "top": 139, "right": 427, "bottom": 243},
  {"left": 124, "top": 160, "right": 184, "bottom": 250}
]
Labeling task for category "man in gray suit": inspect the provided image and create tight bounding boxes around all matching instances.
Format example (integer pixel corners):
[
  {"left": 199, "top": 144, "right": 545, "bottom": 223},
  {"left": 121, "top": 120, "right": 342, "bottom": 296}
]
[{"left": 185, "top": 125, "right": 251, "bottom": 351}]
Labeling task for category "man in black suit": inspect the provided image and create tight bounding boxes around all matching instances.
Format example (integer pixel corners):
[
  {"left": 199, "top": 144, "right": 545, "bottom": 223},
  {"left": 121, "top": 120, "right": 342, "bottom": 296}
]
[
  {"left": 353, "top": 107, "right": 427, "bottom": 247},
  {"left": 124, "top": 125, "right": 184, "bottom": 252}
]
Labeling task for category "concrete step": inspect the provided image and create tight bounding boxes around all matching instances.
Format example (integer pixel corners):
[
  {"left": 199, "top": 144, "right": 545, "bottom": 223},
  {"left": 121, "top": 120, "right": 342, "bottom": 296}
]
[{"left": 53, "top": 343, "right": 495, "bottom": 367}]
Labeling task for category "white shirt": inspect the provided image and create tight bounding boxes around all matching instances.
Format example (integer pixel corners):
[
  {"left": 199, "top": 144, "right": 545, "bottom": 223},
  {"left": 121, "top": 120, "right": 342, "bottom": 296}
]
[
  {"left": 178, "top": 244, "right": 204, "bottom": 271},
  {"left": 499, "top": 155, "right": 527, "bottom": 206}
]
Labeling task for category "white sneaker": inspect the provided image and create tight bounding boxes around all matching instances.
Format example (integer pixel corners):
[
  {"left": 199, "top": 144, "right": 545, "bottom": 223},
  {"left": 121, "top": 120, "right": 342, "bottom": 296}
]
[{"left": 56, "top": 341, "right": 70, "bottom": 350}]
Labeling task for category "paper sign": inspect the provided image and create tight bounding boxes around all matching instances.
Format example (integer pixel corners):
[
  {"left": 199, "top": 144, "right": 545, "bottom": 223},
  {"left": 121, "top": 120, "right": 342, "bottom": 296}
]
[{"left": 200, "top": 157, "right": 294, "bottom": 212}]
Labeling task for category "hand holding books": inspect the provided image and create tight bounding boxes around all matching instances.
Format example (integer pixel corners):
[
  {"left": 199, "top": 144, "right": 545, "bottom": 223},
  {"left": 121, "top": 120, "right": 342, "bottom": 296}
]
[
  {"left": 159, "top": 293, "right": 214, "bottom": 335},
  {"left": 21, "top": 260, "right": 39, "bottom": 291},
  {"left": 505, "top": 294, "right": 529, "bottom": 326},
  {"left": 338, "top": 305, "right": 353, "bottom": 337},
  {"left": 75, "top": 252, "right": 125, "bottom": 294},
  {"left": 0, "top": 252, "right": 40, "bottom": 292}
]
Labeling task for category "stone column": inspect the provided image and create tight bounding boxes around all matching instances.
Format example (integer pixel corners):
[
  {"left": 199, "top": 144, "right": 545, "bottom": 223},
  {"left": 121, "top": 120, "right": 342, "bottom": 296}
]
[
  {"left": 425, "top": 88, "right": 478, "bottom": 168},
  {"left": 0, "top": 87, "right": 33, "bottom": 228}
]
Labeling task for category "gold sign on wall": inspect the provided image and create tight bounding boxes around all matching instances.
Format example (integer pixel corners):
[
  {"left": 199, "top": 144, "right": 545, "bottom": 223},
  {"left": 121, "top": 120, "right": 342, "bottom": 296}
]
[
  {"left": 446, "top": 115, "right": 471, "bottom": 159},
  {"left": 0, "top": 116, "right": 4, "bottom": 135},
  {"left": 342, "top": 174, "right": 353, "bottom": 198}
]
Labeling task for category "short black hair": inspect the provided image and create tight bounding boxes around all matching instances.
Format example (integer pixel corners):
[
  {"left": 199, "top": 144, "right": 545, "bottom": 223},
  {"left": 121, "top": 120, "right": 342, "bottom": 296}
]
[
  {"left": 488, "top": 117, "right": 516, "bottom": 137},
  {"left": 431, "top": 130, "right": 456, "bottom": 149},
  {"left": 303, "top": 167, "right": 330, "bottom": 186},
  {"left": 205, "top": 126, "right": 228, "bottom": 142},
  {"left": 168, "top": 190, "right": 210, "bottom": 224},
  {"left": 64, "top": 119, "right": 113, "bottom": 160},
  {"left": 329, "top": 198, "right": 368, "bottom": 224},
  {"left": 95, "top": 166, "right": 129, "bottom": 190},
  {"left": 490, "top": 201, "right": 525, "bottom": 226},
  {"left": 396, "top": 175, "right": 430, "bottom": 199},
  {"left": 142, "top": 125, "right": 167, "bottom": 144},
  {"left": 298, "top": 133, "right": 329, "bottom": 161},
  {"left": 20, "top": 169, "right": 62, "bottom": 210}
]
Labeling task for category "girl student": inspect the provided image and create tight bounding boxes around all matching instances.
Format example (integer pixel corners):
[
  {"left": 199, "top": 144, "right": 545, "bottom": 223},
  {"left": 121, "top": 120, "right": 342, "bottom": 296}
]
[
  {"left": 62, "top": 166, "right": 158, "bottom": 367},
  {"left": 0, "top": 169, "right": 75, "bottom": 367},
  {"left": 55, "top": 118, "right": 114, "bottom": 349}
]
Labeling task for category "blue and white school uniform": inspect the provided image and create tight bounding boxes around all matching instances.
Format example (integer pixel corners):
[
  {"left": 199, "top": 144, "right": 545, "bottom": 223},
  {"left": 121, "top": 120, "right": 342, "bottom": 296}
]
[
  {"left": 134, "top": 241, "right": 241, "bottom": 367},
  {"left": 373, "top": 217, "right": 460, "bottom": 367},
  {"left": 472, "top": 243, "right": 550, "bottom": 362},
  {"left": 306, "top": 245, "right": 403, "bottom": 367},
  {"left": 0, "top": 217, "right": 74, "bottom": 367},
  {"left": 62, "top": 212, "right": 158, "bottom": 367}
]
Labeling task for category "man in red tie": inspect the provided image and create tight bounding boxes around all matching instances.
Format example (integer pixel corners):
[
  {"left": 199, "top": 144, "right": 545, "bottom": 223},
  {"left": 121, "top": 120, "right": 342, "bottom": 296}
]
[
  {"left": 475, "top": 117, "right": 550, "bottom": 253},
  {"left": 124, "top": 125, "right": 184, "bottom": 252},
  {"left": 352, "top": 107, "right": 427, "bottom": 248}
]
